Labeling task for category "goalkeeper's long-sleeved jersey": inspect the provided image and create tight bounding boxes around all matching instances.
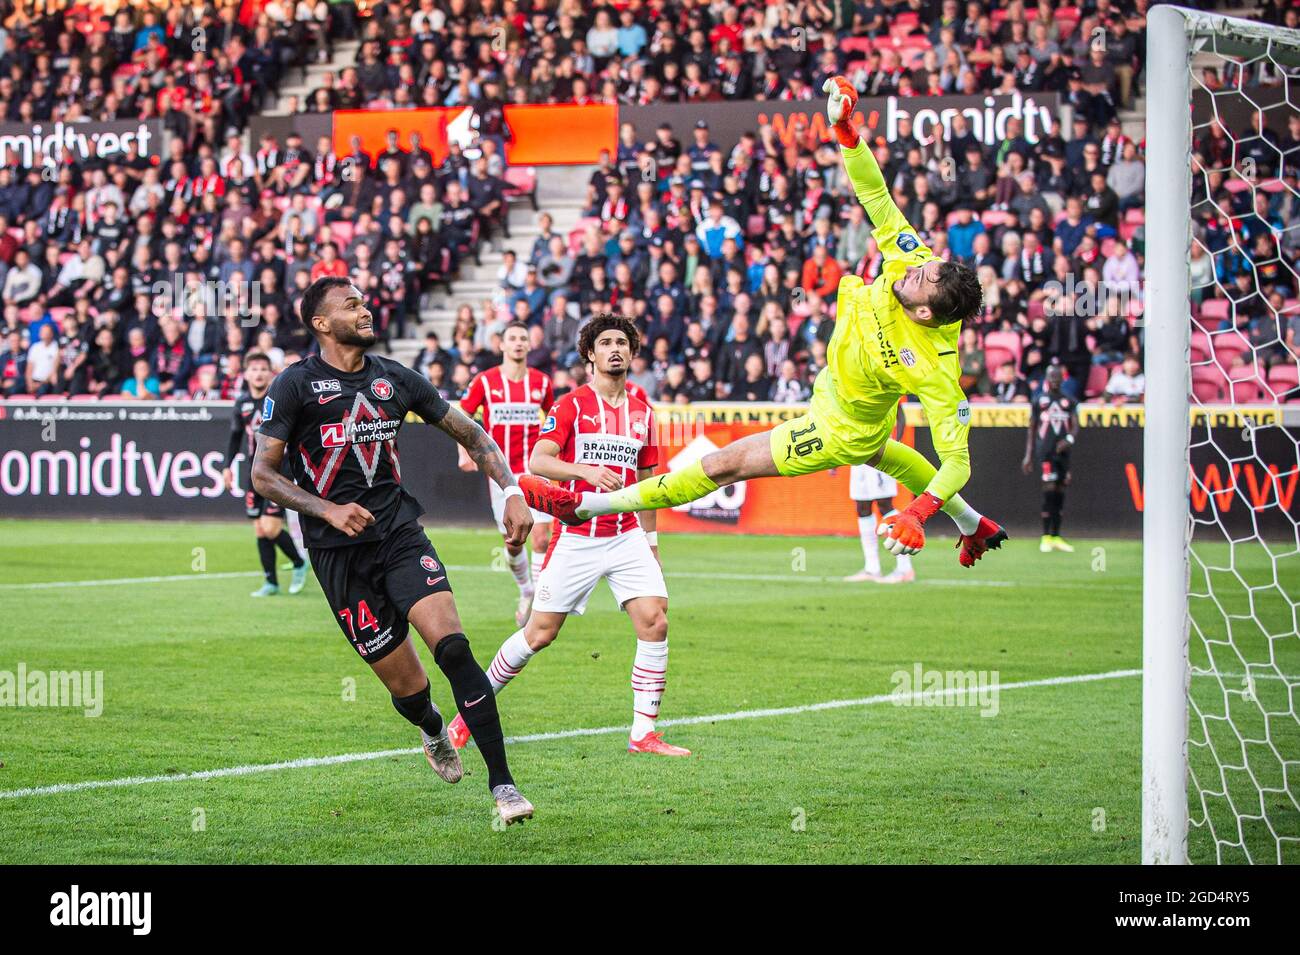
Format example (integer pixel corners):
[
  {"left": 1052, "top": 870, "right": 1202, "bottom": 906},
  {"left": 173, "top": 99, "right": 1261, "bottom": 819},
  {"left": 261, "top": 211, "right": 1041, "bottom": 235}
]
[{"left": 829, "top": 141, "right": 972, "bottom": 501}]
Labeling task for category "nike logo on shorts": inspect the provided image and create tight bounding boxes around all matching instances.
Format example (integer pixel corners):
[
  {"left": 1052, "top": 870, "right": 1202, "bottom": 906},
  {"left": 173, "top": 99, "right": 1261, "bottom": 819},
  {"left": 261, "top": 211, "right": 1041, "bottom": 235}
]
[
  {"left": 464, "top": 694, "right": 487, "bottom": 708},
  {"left": 427, "top": 576, "right": 446, "bottom": 586}
]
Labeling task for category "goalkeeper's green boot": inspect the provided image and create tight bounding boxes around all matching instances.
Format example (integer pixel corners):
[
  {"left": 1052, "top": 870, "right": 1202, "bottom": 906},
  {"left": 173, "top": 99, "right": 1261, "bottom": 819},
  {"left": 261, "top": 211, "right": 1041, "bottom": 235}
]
[
  {"left": 250, "top": 582, "right": 279, "bottom": 597},
  {"left": 1050, "top": 536, "right": 1075, "bottom": 553},
  {"left": 1040, "top": 535, "right": 1054, "bottom": 553}
]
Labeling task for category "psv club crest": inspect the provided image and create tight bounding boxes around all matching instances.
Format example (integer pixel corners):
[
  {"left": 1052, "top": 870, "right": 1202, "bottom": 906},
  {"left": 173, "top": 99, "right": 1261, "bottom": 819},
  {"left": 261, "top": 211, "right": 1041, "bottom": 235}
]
[{"left": 371, "top": 378, "right": 394, "bottom": 401}]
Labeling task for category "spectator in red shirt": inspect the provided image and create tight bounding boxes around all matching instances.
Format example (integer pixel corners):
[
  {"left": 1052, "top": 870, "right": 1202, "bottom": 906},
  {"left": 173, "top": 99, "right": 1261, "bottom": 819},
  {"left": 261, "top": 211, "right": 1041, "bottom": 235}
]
[
  {"left": 310, "top": 242, "right": 349, "bottom": 282},
  {"left": 801, "top": 245, "right": 843, "bottom": 301}
]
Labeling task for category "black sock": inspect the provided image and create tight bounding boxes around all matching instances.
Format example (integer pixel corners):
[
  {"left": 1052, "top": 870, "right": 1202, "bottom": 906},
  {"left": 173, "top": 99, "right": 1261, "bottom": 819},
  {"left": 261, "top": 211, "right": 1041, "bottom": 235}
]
[
  {"left": 1050, "top": 490, "right": 1065, "bottom": 536},
  {"left": 391, "top": 681, "right": 443, "bottom": 737},
  {"left": 273, "top": 530, "right": 304, "bottom": 568},
  {"left": 1042, "top": 490, "right": 1055, "bottom": 535},
  {"left": 435, "top": 633, "right": 513, "bottom": 791},
  {"left": 256, "top": 537, "right": 277, "bottom": 584}
]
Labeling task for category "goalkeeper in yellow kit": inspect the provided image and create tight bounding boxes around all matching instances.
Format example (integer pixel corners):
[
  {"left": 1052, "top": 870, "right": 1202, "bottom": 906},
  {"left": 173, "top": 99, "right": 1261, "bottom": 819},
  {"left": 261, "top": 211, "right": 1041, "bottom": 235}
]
[{"left": 522, "top": 77, "right": 1007, "bottom": 565}]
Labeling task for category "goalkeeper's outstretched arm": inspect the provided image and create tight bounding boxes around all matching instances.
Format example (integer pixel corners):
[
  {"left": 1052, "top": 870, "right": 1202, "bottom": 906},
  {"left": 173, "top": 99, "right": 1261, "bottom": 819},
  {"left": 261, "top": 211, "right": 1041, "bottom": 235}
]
[{"left": 825, "top": 76, "right": 928, "bottom": 260}]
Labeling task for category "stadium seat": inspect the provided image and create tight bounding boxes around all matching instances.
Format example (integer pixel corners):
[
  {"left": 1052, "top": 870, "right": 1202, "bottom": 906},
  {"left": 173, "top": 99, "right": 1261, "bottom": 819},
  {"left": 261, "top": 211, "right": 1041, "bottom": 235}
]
[
  {"left": 1193, "top": 379, "right": 1223, "bottom": 403},
  {"left": 984, "top": 347, "right": 1014, "bottom": 370},
  {"left": 1223, "top": 178, "right": 1252, "bottom": 193},
  {"left": 1192, "top": 366, "right": 1221, "bottom": 390},
  {"left": 1085, "top": 364, "right": 1110, "bottom": 398},
  {"left": 1212, "top": 331, "right": 1252, "bottom": 365},
  {"left": 1259, "top": 178, "right": 1287, "bottom": 193},
  {"left": 980, "top": 209, "right": 1014, "bottom": 228},
  {"left": 1199, "top": 298, "right": 1230, "bottom": 325},
  {"left": 1190, "top": 332, "right": 1213, "bottom": 363},
  {"left": 1227, "top": 357, "right": 1263, "bottom": 380},
  {"left": 841, "top": 37, "right": 874, "bottom": 55},
  {"left": 895, "top": 10, "right": 920, "bottom": 27},
  {"left": 5, "top": 394, "right": 34, "bottom": 400},
  {"left": 1267, "top": 362, "right": 1300, "bottom": 390},
  {"left": 503, "top": 166, "right": 539, "bottom": 210},
  {"left": 69, "top": 394, "right": 99, "bottom": 401},
  {"left": 1225, "top": 378, "right": 1265, "bottom": 402},
  {"left": 984, "top": 330, "right": 1023, "bottom": 363},
  {"left": 567, "top": 220, "right": 598, "bottom": 255},
  {"left": 330, "top": 221, "right": 355, "bottom": 247}
]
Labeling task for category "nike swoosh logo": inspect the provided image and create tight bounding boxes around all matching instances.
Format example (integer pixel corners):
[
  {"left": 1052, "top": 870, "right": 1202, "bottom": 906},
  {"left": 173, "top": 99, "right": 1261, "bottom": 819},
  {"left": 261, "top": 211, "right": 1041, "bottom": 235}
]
[
  {"left": 317, "top": 394, "right": 342, "bottom": 404},
  {"left": 464, "top": 694, "right": 487, "bottom": 708},
  {"left": 427, "top": 576, "right": 445, "bottom": 586}
]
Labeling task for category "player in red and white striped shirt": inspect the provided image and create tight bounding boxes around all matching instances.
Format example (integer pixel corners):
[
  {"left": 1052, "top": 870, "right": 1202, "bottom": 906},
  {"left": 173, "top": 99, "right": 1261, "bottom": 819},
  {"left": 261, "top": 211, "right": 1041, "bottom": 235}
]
[
  {"left": 457, "top": 321, "right": 555, "bottom": 626},
  {"left": 448, "top": 315, "right": 689, "bottom": 756}
]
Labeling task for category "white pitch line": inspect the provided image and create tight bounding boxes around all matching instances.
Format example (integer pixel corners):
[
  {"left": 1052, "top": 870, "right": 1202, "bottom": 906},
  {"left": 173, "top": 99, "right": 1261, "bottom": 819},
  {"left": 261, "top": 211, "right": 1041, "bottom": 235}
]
[
  {"left": 0, "top": 668, "right": 1141, "bottom": 801},
  {"left": 0, "top": 571, "right": 264, "bottom": 590},
  {"left": 0, "top": 565, "right": 1022, "bottom": 591}
]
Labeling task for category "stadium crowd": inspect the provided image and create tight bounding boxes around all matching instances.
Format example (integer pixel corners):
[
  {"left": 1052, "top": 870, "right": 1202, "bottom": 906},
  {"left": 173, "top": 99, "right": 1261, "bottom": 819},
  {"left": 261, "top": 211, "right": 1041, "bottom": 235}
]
[{"left": 0, "top": 0, "right": 1297, "bottom": 405}]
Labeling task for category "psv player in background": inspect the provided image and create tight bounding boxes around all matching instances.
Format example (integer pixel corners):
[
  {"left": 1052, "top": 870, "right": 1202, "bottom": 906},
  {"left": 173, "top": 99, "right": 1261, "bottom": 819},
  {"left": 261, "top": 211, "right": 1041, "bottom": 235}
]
[
  {"left": 251, "top": 277, "right": 535, "bottom": 824},
  {"left": 458, "top": 320, "right": 555, "bottom": 626},
  {"left": 223, "top": 351, "right": 309, "bottom": 597},
  {"left": 448, "top": 314, "right": 690, "bottom": 757}
]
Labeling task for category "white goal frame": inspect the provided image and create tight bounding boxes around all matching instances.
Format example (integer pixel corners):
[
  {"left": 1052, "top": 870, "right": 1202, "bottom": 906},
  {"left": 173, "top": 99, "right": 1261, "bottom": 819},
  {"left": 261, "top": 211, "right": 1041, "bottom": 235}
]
[{"left": 1143, "top": 5, "right": 1300, "bottom": 865}]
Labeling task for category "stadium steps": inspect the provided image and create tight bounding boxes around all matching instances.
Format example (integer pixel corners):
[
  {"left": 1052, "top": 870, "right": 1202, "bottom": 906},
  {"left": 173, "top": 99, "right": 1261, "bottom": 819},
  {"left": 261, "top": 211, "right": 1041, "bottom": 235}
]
[
  {"left": 384, "top": 165, "right": 594, "bottom": 367},
  {"left": 265, "top": 41, "right": 362, "bottom": 116}
]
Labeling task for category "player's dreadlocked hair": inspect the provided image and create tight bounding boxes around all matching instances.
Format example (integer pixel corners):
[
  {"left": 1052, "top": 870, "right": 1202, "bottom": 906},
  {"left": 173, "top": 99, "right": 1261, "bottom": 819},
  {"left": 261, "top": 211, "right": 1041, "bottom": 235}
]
[
  {"left": 578, "top": 312, "right": 641, "bottom": 363},
  {"left": 929, "top": 261, "right": 985, "bottom": 325},
  {"left": 300, "top": 275, "right": 353, "bottom": 331}
]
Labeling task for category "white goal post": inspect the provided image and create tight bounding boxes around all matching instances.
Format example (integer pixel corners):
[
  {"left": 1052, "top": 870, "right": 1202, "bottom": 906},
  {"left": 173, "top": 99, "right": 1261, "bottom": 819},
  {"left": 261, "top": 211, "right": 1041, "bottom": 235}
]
[{"left": 1144, "top": 6, "right": 1300, "bottom": 865}]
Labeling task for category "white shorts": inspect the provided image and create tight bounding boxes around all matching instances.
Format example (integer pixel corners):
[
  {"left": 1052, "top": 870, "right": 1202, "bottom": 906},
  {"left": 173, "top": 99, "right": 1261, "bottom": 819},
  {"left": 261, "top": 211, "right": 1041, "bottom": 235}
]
[
  {"left": 849, "top": 464, "right": 898, "bottom": 502},
  {"left": 489, "top": 478, "right": 552, "bottom": 534},
  {"left": 532, "top": 527, "right": 668, "bottom": 616}
]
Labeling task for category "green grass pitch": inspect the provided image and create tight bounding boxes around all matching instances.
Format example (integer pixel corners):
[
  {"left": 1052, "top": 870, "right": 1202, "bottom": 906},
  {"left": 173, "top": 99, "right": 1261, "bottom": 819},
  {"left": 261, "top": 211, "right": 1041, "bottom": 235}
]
[{"left": 0, "top": 519, "right": 1295, "bottom": 864}]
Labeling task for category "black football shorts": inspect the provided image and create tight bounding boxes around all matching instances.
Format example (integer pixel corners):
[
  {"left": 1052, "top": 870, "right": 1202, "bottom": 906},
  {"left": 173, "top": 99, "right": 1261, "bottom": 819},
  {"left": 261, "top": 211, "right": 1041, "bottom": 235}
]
[
  {"left": 1036, "top": 449, "right": 1071, "bottom": 484},
  {"left": 245, "top": 490, "right": 284, "bottom": 519},
  {"left": 309, "top": 521, "right": 454, "bottom": 662}
]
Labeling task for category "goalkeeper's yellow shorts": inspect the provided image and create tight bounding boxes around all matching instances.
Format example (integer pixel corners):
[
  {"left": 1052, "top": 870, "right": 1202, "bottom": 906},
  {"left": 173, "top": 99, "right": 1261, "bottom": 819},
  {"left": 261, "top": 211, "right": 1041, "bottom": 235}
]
[{"left": 770, "top": 368, "right": 901, "bottom": 477}]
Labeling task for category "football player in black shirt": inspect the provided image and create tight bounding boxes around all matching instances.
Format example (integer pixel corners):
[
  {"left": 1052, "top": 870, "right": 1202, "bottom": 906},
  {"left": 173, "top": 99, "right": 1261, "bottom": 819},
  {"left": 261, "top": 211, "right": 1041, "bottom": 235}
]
[
  {"left": 1022, "top": 364, "right": 1078, "bottom": 554},
  {"left": 252, "top": 277, "right": 535, "bottom": 824},
  {"left": 223, "top": 351, "right": 308, "bottom": 597}
]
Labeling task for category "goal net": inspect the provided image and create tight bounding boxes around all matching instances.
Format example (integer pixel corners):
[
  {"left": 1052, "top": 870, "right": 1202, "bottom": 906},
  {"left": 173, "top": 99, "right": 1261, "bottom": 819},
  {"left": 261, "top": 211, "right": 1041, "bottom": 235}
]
[{"left": 1144, "top": 6, "right": 1300, "bottom": 864}]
